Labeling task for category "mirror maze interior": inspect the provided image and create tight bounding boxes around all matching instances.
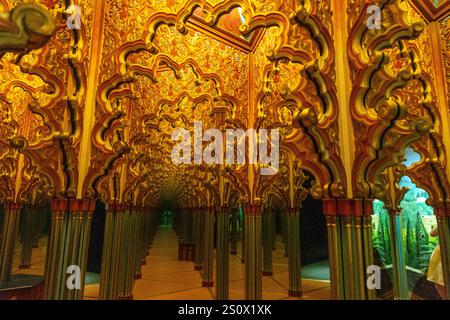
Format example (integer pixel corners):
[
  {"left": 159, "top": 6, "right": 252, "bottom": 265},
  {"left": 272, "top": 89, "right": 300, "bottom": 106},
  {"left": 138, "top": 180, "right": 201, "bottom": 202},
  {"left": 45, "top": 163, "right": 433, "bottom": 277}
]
[{"left": 0, "top": 0, "right": 450, "bottom": 301}]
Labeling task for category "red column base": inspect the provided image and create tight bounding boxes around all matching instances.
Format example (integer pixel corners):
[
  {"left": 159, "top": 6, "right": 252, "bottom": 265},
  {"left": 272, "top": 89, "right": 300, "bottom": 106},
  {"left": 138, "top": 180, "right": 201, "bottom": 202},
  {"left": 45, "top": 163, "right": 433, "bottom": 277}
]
[
  {"left": 194, "top": 265, "right": 203, "bottom": 271},
  {"left": 202, "top": 281, "right": 214, "bottom": 287},
  {"left": 33, "top": 245, "right": 39, "bottom": 249},
  {"left": 134, "top": 273, "right": 142, "bottom": 279},
  {"left": 288, "top": 290, "right": 302, "bottom": 297},
  {"left": 241, "top": 259, "right": 245, "bottom": 264},
  {"left": 263, "top": 271, "right": 273, "bottom": 276},
  {"left": 18, "top": 264, "right": 31, "bottom": 269},
  {"left": 142, "top": 260, "right": 147, "bottom": 265},
  {"left": 118, "top": 294, "right": 134, "bottom": 300},
  {"left": 230, "top": 250, "right": 238, "bottom": 255}
]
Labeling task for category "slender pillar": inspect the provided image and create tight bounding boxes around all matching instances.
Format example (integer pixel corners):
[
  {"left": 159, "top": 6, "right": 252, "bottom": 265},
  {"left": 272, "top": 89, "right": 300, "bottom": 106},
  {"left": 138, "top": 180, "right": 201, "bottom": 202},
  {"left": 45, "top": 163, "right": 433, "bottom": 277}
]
[
  {"left": 436, "top": 204, "right": 450, "bottom": 300},
  {"left": 287, "top": 207, "right": 302, "bottom": 297},
  {"left": 241, "top": 207, "right": 246, "bottom": 263},
  {"left": 324, "top": 213, "right": 344, "bottom": 299},
  {"left": 230, "top": 207, "right": 238, "bottom": 255},
  {"left": 44, "top": 199, "right": 95, "bottom": 300},
  {"left": 0, "top": 202, "right": 21, "bottom": 284},
  {"left": 281, "top": 212, "right": 288, "bottom": 257},
  {"left": 202, "top": 206, "right": 214, "bottom": 287},
  {"left": 117, "top": 205, "right": 135, "bottom": 300},
  {"left": 387, "top": 208, "right": 409, "bottom": 300},
  {"left": 243, "top": 204, "right": 262, "bottom": 300},
  {"left": 141, "top": 208, "right": 151, "bottom": 265},
  {"left": 272, "top": 211, "right": 276, "bottom": 250},
  {"left": 194, "top": 207, "right": 204, "bottom": 270},
  {"left": 215, "top": 205, "right": 230, "bottom": 299},
  {"left": 134, "top": 208, "right": 144, "bottom": 279},
  {"left": 323, "top": 199, "right": 375, "bottom": 300},
  {"left": 19, "top": 205, "right": 39, "bottom": 269},
  {"left": 99, "top": 203, "right": 121, "bottom": 299},
  {"left": 262, "top": 208, "right": 273, "bottom": 276},
  {"left": 184, "top": 206, "right": 193, "bottom": 243}
]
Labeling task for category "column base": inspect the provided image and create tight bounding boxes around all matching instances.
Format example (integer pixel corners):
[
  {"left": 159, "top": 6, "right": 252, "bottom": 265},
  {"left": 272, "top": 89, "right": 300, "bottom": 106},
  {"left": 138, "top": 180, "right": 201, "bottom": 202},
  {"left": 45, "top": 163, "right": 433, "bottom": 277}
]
[
  {"left": 202, "top": 281, "right": 214, "bottom": 287},
  {"left": 134, "top": 273, "right": 142, "bottom": 279},
  {"left": 118, "top": 294, "right": 134, "bottom": 300},
  {"left": 288, "top": 290, "right": 302, "bottom": 297},
  {"left": 262, "top": 271, "right": 273, "bottom": 276},
  {"left": 32, "top": 245, "right": 39, "bottom": 249},
  {"left": 230, "top": 250, "right": 238, "bottom": 255},
  {"left": 194, "top": 265, "right": 203, "bottom": 271},
  {"left": 241, "top": 258, "right": 245, "bottom": 264},
  {"left": 141, "top": 260, "right": 147, "bottom": 265}
]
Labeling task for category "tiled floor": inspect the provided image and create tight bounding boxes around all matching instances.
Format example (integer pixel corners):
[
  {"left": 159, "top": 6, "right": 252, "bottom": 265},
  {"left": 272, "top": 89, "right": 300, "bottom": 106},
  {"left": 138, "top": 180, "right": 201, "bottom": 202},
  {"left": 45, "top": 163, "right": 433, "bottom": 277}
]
[
  {"left": 85, "top": 228, "right": 331, "bottom": 300},
  {"left": 10, "top": 228, "right": 331, "bottom": 300},
  {"left": 11, "top": 237, "right": 47, "bottom": 276}
]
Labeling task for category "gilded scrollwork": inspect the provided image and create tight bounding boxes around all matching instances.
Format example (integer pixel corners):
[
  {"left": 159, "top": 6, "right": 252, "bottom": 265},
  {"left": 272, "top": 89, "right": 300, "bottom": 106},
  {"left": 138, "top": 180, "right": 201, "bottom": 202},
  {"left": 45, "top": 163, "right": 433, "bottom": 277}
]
[{"left": 1, "top": 0, "right": 449, "bottom": 213}]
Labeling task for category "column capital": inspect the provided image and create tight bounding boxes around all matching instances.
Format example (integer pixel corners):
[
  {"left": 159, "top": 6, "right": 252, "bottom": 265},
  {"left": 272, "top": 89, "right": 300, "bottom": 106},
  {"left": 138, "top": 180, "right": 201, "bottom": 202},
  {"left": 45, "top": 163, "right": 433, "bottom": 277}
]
[
  {"left": 243, "top": 204, "right": 262, "bottom": 216},
  {"left": 323, "top": 198, "right": 337, "bottom": 216},
  {"left": 106, "top": 203, "right": 125, "bottom": 212},
  {"left": 51, "top": 198, "right": 68, "bottom": 212},
  {"left": 3, "top": 202, "right": 21, "bottom": 211},
  {"left": 68, "top": 199, "right": 96, "bottom": 212},
  {"left": 323, "top": 198, "right": 373, "bottom": 217},
  {"left": 287, "top": 207, "right": 299, "bottom": 216}
]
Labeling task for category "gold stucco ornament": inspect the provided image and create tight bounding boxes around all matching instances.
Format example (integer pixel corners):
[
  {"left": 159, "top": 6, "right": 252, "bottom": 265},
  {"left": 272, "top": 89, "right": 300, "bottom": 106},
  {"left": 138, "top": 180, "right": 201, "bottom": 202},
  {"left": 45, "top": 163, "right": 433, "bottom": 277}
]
[{"left": 0, "top": 3, "right": 55, "bottom": 51}]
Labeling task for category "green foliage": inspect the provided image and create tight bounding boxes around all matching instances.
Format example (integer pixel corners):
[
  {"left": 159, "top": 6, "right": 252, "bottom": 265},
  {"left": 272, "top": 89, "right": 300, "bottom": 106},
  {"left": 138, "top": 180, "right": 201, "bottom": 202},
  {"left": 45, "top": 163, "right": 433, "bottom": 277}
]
[
  {"left": 372, "top": 203, "right": 392, "bottom": 266},
  {"left": 372, "top": 176, "right": 438, "bottom": 273}
]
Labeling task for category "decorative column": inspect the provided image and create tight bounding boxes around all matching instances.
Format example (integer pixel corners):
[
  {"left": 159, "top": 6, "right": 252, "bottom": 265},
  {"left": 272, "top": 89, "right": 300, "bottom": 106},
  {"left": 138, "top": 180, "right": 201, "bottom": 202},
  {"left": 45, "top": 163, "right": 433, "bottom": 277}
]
[
  {"left": 324, "top": 212, "right": 343, "bottom": 299},
  {"left": 184, "top": 206, "right": 193, "bottom": 243},
  {"left": 262, "top": 208, "right": 273, "bottom": 276},
  {"left": 386, "top": 207, "right": 409, "bottom": 300},
  {"left": 286, "top": 207, "right": 301, "bottom": 297},
  {"left": 215, "top": 205, "right": 230, "bottom": 299},
  {"left": 241, "top": 206, "right": 246, "bottom": 263},
  {"left": 230, "top": 207, "right": 238, "bottom": 255},
  {"left": 202, "top": 206, "right": 214, "bottom": 287},
  {"left": 178, "top": 206, "right": 195, "bottom": 261},
  {"left": 19, "top": 205, "right": 40, "bottom": 269},
  {"left": 194, "top": 207, "right": 204, "bottom": 270},
  {"left": 0, "top": 202, "right": 21, "bottom": 284},
  {"left": 281, "top": 212, "right": 288, "bottom": 257},
  {"left": 272, "top": 211, "right": 277, "bottom": 250},
  {"left": 99, "top": 203, "right": 122, "bottom": 299},
  {"left": 45, "top": 198, "right": 95, "bottom": 300},
  {"left": 322, "top": 199, "right": 375, "bottom": 300},
  {"left": 429, "top": 18, "right": 450, "bottom": 300},
  {"left": 117, "top": 205, "right": 135, "bottom": 300},
  {"left": 436, "top": 203, "right": 450, "bottom": 300},
  {"left": 243, "top": 204, "right": 262, "bottom": 300},
  {"left": 141, "top": 208, "right": 152, "bottom": 264},
  {"left": 100, "top": 204, "right": 143, "bottom": 300},
  {"left": 133, "top": 208, "right": 144, "bottom": 279},
  {"left": 174, "top": 207, "right": 184, "bottom": 240}
]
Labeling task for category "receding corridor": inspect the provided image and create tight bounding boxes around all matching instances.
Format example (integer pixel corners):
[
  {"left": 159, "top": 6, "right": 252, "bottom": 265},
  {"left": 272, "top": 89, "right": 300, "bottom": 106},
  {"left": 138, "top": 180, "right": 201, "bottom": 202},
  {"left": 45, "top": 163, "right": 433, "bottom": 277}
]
[
  {"left": 1, "top": 1, "right": 449, "bottom": 302},
  {"left": 81, "top": 228, "right": 330, "bottom": 300}
]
